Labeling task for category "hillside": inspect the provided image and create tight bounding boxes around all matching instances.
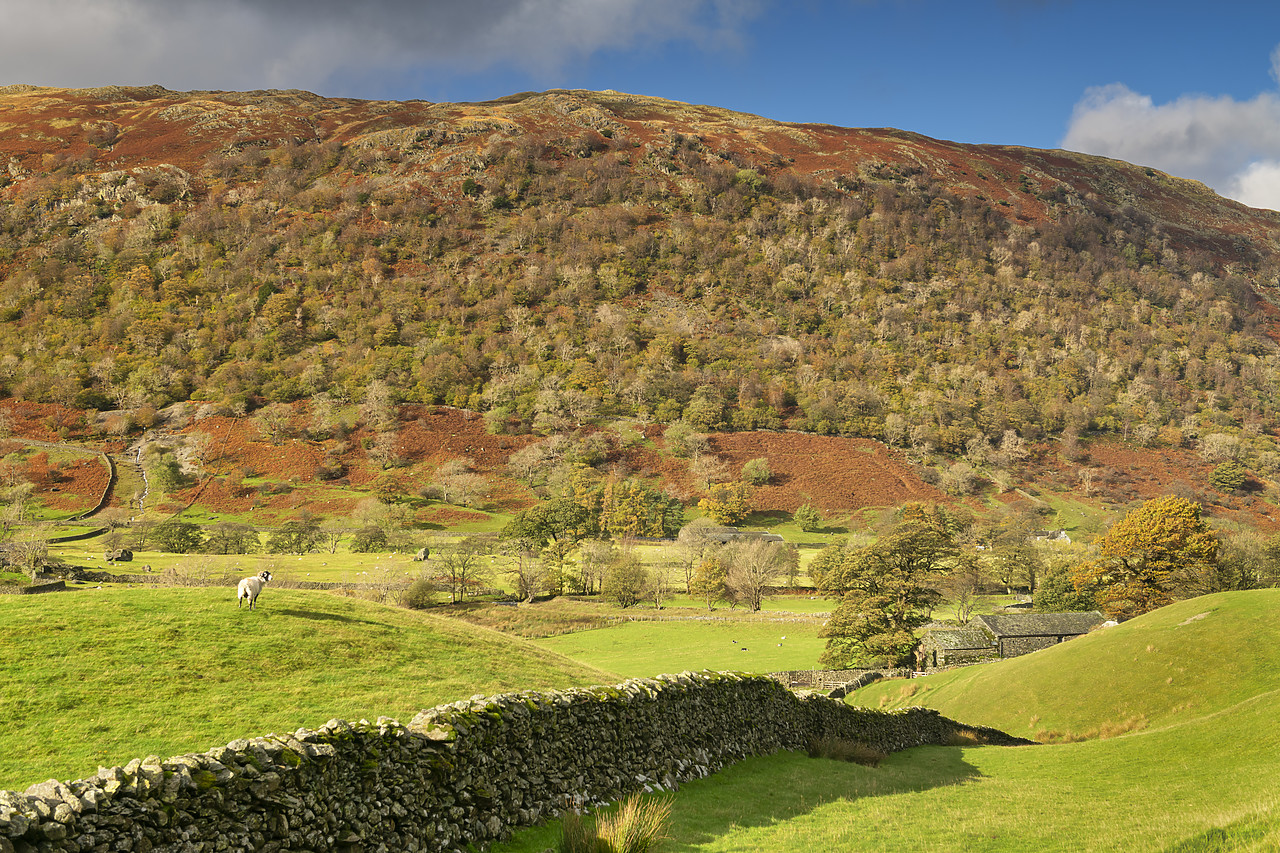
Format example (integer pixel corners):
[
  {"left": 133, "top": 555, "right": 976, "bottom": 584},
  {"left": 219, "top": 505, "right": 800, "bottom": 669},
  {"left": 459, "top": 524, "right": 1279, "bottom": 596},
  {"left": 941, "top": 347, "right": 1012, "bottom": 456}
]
[
  {"left": 2, "top": 84, "right": 1280, "bottom": 493},
  {"left": 0, "top": 586, "right": 614, "bottom": 789},
  {"left": 846, "top": 588, "right": 1280, "bottom": 740}
]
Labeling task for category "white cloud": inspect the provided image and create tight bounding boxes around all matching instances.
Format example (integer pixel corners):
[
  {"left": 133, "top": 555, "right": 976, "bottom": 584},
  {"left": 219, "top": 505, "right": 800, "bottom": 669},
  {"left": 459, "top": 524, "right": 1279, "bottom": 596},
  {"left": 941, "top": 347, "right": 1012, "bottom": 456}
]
[
  {"left": 0, "top": 0, "right": 762, "bottom": 96},
  {"left": 1229, "top": 160, "right": 1280, "bottom": 210},
  {"left": 1062, "top": 54, "right": 1280, "bottom": 211}
]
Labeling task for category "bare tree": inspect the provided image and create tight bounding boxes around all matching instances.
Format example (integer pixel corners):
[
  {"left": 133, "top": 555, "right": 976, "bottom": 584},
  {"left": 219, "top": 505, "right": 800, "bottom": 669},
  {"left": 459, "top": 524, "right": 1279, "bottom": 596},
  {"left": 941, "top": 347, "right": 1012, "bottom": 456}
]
[
  {"left": 723, "top": 538, "right": 789, "bottom": 612},
  {"left": 502, "top": 536, "right": 544, "bottom": 602}
]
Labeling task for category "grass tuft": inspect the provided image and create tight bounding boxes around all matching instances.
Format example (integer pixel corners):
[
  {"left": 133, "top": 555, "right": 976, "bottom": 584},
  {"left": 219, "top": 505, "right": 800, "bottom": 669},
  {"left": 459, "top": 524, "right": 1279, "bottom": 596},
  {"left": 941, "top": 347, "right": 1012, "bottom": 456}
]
[
  {"left": 806, "top": 736, "right": 888, "bottom": 767},
  {"left": 559, "top": 794, "right": 673, "bottom": 853}
]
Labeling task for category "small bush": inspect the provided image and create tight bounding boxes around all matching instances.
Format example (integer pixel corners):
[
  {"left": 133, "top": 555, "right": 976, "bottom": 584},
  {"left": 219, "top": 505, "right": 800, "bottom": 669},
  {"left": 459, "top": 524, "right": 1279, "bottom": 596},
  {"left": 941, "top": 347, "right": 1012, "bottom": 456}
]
[
  {"left": 806, "top": 736, "right": 888, "bottom": 767},
  {"left": 402, "top": 576, "right": 436, "bottom": 609},
  {"left": 794, "top": 504, "right": 821, "bottom": 532},
  {"left": 741, "top": 457, "right": 771, "bottom": 485}
]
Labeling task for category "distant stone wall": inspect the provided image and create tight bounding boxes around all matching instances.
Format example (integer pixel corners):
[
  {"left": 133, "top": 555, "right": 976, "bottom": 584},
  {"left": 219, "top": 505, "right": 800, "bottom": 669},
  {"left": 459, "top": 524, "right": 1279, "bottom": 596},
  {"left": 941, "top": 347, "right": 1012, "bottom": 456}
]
[{"left": 0, "top": 672, "right": 1030, "bottom": 852}]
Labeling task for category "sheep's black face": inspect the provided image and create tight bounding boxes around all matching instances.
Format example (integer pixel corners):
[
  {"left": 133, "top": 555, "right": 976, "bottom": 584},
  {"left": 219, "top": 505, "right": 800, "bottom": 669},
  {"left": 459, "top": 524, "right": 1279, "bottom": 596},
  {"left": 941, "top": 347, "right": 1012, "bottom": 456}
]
[{"left": 261, "top": 571, "right": 273, "bottom": 582}]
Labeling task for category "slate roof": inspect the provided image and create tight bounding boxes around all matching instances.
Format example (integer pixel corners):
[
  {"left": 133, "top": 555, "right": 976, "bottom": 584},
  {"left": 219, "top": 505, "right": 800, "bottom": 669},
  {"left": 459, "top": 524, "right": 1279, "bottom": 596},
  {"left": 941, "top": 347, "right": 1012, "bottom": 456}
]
[
  {"left": 924, "top": 628, "right": 994, "bottom": 651},
  {"left": 972, "top": 612, "right": 1104, "bottom": 638}
]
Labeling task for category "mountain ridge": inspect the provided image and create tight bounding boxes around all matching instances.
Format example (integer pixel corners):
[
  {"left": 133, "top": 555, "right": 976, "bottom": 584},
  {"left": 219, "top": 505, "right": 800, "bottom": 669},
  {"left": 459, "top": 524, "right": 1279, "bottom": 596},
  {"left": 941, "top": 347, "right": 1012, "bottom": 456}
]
[{"left": 2, "top": 84, "right": 1280, "bottom": 495}]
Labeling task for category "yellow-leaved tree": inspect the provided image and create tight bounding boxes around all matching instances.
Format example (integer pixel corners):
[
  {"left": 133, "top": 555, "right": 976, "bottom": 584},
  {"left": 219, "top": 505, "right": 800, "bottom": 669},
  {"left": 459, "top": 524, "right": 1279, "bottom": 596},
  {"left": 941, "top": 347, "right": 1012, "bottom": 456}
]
[{"left": 1071, "top": 495, "right": 1220, "bottom": 620}]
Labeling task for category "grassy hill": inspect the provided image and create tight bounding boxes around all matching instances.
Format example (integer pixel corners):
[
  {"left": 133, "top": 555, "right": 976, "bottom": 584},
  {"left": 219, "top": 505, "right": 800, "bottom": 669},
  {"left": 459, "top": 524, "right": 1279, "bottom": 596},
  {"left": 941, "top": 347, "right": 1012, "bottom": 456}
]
[
  {"left": 847, "top": 589, "right": 1280, "bottom": 740},
  {"left": 0, "top": 586, "right": 614, "bottom": 790},
  {"left": 492, "top": 591, "right": 1280, "bottom": 852}
]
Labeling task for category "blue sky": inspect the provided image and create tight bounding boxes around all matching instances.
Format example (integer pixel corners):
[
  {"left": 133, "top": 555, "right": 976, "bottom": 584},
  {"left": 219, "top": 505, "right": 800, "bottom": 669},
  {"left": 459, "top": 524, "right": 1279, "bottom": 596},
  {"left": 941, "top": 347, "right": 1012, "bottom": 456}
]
[{"left": 6, "top": 0, "right": 1280, "bottom": 207}]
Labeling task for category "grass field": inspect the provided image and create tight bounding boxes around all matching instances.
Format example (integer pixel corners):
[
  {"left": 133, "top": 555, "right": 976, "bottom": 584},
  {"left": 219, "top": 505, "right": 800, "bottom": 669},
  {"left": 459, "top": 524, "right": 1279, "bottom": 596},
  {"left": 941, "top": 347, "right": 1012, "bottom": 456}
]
[
  {"left": 533, "top": 617, "right": 825, "bottom": 677},
  {"left": 0, "top": 586, "right": 612, "bottom": 790},
  {"left": 491, "top": 589, "right": 1280, "bottom": 852}
]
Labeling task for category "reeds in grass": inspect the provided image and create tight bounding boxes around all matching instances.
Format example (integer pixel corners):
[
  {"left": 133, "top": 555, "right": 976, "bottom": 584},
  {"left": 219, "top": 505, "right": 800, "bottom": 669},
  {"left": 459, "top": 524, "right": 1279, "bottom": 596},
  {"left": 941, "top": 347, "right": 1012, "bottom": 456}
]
[{"left": 559, "top": 793, "right": 673, "bottom": 853}]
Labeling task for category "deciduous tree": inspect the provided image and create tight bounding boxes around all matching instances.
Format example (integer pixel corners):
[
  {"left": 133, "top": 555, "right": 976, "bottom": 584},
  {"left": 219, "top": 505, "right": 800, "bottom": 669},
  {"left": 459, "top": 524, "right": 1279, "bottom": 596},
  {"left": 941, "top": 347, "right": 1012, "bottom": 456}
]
[
  {"left": 819, "top": 510, "right": 960, "bottom": 667},
  {"left": 723, "top": 538, "right": 789, "bottom": 612},
  {"left": 1070, "top": 495, "right": 1219, "bottom": 619}
]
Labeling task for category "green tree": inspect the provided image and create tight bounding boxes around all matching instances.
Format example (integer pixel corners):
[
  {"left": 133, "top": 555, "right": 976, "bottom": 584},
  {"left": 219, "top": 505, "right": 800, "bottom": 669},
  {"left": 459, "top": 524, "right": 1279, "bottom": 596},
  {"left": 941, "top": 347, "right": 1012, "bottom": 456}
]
[
  {"left": 1070, "top": 495, "right": 1219, "bottom": 620},
  {"left": 268, "top": 515, "right": 324, "bottom": 555},
  {"left": 741, "top": 457, "right": 771, "bottom": 486},
  {"left": 1209, "top": 461, "right": 1248, "bottom": 493},
  {"left": 602, "top": 554, "right": 650, "bottom": 608},
  {"left": 202, "top": 522, "right": 260, "bottom": 555},
  {"left": 819, "top": 510, "right": 960, "bottom": 667},
  {"left": 503, "top": 498, "right": 594, "bottom": 594},
  {"left": 151, "top": 519, "right": 204, "bottom": 554},
  {"left": 349, "top": 524, "right": 389, "bottom": 553},
  {"left": 793, "top": 504, "right": 821, "bottom": 533},
  {"left": 1033, "top": 558, "right": 1099, "bottom": 612}
]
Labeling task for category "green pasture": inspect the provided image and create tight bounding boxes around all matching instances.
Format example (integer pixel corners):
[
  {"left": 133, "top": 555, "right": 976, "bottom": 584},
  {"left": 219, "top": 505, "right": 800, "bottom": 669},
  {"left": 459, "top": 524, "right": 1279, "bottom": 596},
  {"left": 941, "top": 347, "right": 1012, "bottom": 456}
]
[
  {"left": 850, "top": 589, "right": 1280, "bottom": 738},
  {"left": 495, "top": 590, "right": 1280, "bottom": 852},
  {"left": 495, "top": 695, "right": 1280, "bottom": 852},
  {"left": 0, "top": 586, "right": 611, "bottom": 790},
  {"left": 533, "top": 618, "right": 825, "bottom": 677}
]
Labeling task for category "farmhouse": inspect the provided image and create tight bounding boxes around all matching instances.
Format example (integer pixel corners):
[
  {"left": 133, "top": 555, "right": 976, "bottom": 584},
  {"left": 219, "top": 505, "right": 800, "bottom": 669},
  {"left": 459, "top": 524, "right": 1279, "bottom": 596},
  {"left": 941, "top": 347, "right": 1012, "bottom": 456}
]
[{"left": 917, "top": 611, "right": 1105, "bottom": 671}]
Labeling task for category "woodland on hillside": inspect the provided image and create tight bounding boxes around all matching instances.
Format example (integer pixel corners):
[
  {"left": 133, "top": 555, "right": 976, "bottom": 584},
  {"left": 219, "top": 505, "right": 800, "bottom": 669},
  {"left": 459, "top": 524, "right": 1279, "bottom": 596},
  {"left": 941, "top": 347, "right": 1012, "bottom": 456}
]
[{"left": 2, "top": 92, "right": 1280, "bottom": 486}]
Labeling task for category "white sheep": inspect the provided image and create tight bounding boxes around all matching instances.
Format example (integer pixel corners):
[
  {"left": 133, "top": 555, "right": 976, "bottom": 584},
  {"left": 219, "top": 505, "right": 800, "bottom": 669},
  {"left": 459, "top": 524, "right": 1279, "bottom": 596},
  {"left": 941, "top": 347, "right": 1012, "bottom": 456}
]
[{"left": 237, "top": 570, "right": 273, "bottom": 611}]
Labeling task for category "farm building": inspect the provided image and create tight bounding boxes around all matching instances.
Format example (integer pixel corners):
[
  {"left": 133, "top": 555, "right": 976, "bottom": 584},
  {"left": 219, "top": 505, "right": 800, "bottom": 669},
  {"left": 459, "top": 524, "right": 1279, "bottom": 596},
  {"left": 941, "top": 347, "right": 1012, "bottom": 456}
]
[
  {"left": 917, "top": 611, "right": 1106, "bottom": 671},
  {"left": 704, "top": 526, "right": 786, "bottom": 544}
]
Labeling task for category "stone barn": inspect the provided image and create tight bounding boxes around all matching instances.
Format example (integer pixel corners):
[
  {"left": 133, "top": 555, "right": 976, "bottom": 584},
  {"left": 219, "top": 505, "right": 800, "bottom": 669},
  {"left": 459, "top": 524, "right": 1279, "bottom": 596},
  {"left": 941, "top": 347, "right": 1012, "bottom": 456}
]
[
  {"left": 917, "top": 611, "right": 1105, "bottom": 671},
  {"left": 916, "top": 626, "right": 999, "bottom": 670}
]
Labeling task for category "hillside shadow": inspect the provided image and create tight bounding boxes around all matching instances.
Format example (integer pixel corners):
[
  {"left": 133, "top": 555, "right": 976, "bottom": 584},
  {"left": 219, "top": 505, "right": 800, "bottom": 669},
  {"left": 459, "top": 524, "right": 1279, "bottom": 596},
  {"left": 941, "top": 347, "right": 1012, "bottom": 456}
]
[{"left": 660, "top": 747, "right": 985, "bottom": 851}]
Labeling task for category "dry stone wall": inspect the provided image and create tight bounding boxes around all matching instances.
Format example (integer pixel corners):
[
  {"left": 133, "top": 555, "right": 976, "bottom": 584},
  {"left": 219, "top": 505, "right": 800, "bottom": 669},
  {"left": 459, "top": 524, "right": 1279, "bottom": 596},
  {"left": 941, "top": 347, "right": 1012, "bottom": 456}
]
[{"left": 0, "top": 671, "right": 1028, "bottom": 853}]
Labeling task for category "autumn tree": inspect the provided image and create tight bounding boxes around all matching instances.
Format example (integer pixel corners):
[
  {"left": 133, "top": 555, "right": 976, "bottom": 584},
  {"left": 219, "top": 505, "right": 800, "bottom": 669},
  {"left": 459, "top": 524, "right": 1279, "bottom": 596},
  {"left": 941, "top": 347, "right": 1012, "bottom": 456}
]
[
  {"left": 675, "top": 517, "right": 721, "bottom": 593},
  {"left": 698, "top": 481, "right": 754, "bottom": 525},
  {"left": 1070, "top": 495, "right": 1219, "bottom": 620},
  {"left": 690, "top": 555, "right": 728, "bottom": 611},
  {"left": 819, "top": 508, "right": 960, "bottom": 667}
]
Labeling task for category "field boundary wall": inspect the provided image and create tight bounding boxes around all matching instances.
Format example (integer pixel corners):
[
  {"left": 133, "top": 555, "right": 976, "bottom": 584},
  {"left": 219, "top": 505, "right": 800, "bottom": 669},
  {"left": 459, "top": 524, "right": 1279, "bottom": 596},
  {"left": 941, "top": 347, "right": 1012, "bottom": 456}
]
[{"left": 0, "top": 671, "right": 1030, "bottom": 853}]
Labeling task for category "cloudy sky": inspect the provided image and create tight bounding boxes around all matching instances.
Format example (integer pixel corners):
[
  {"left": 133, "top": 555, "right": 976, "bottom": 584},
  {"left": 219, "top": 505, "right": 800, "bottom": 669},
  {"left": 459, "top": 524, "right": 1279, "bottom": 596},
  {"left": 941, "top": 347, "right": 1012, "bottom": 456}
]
[{"left": 5, "top": 0, "right": 1280, "bottom": 208}]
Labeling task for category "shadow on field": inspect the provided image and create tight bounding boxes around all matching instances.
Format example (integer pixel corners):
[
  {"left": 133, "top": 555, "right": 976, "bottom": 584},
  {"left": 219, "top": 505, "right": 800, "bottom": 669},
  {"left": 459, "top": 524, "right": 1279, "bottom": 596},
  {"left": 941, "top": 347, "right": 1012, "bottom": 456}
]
[
  {"left": 273, "top": 608, "right": 391, "bottom": 628},
  {"left": 660, "top": 747, "right": 984, "bottom": 851}
]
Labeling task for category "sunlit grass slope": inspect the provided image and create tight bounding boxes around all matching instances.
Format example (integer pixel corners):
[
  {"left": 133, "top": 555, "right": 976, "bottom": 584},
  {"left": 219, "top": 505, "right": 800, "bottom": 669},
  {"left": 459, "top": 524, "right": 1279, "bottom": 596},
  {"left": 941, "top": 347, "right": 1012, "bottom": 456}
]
[
  {"left": 0, "top": 587, "right": 614, "bottom": 790},
  {"left": 495, "top": 591, "right": 1280, "bottom": 852},
  {"left": 496, "top": 694, "right": 1280, "bottom": 852},
  {"left": 533, "top": 619, "right": 824, "bottom": 678},
  {"left": 849, "top": 589, "right": 1280, "bottom": 739}
]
